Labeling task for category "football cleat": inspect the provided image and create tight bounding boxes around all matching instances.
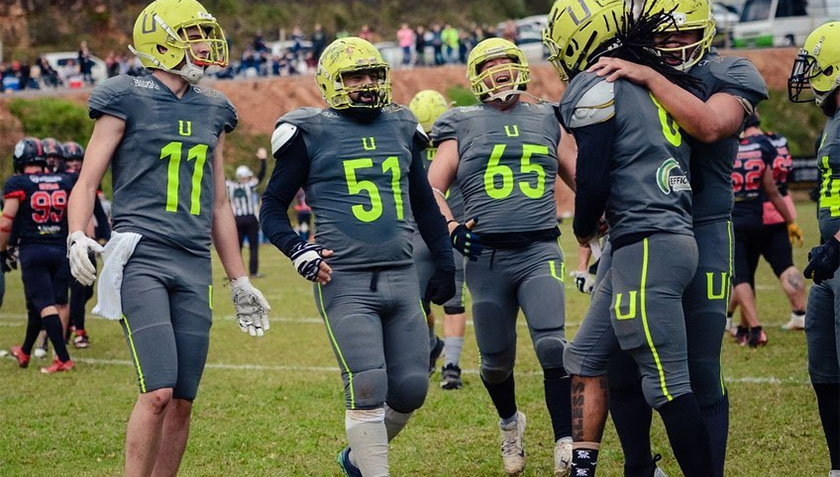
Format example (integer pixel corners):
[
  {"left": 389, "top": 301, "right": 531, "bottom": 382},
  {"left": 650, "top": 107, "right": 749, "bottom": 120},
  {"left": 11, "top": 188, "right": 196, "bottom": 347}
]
[
  {"left": 748, "top": 327, "right": 768, "bottom": 348},
  {"left": 499, "top": 411, "right": 526, "bottom": 475},
  {"left": 74, "top": 331, "right": 90, "bottom": 349},
  {"left": 653, "top": 454, "right": 669, "bottom": 476},
  {"left": 429, "top": 337, "right": 444, "bottom": 376},
  {"left": 40, "top": 358, "right": 74, "bottom": 374},
  {"left": 336, "top": 447, "right": 362, "bottom": 477},
  {"left": 440, "top": 363, "right": 463, "bottom": 390},
  {"left": 554, "top": 436, "right": 572, "bottom": 477},
  {"left": 11, "top": 345, "right": 30, "bottom": 368},
  {"left": 781, "top": 313, "right": 805, "bottom": 331},
  {"left": 733, "top": 326, "right": 749, "bottom": 347}
]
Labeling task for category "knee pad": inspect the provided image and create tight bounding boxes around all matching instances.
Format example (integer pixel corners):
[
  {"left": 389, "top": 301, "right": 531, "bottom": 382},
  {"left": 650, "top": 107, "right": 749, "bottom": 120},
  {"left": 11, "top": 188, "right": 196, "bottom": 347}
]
[
  {"left": 386, "top": 372, "right": 429, "bottom": 412},
  {"left": 480, "top": 352, "right": 515, "bottom": 384},
  {"left": 534, "top": 334, "right": 566, "bottom": 370},
  {"left": 443, "top": 305, "right": 465, "bottom": 315},
  {"left": 351, "top": 368, "right": 389, "bottom": 409}
]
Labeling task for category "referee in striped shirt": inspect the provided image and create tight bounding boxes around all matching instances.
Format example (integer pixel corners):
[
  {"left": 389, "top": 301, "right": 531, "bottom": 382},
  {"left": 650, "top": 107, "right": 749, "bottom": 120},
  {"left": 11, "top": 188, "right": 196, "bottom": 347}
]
[{"left": 227, "top": 147, "right": 267, "bottom": 277}]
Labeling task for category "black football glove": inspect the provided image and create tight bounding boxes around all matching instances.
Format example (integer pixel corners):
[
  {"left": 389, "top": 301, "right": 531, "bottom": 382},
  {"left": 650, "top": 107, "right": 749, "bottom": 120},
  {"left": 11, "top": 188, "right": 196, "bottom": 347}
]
[
  {"left": 450, "top": 218, "right": 483, "bottom": 261},
  {"left": 804, "top": 236, "right": 840, "bottom": 285},
  {"left": 0, "top": 249, "right": 17, "bottom": 273},
  {"left": 425, "top": 268, "right": 456, "bottom": 305}
]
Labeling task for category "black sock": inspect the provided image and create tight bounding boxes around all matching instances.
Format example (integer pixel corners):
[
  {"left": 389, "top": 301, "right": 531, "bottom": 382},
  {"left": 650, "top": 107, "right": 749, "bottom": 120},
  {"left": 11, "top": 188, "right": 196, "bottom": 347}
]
[
  {"left": 658, "top": 393, "right": 714, "bottom": 477},
  {"left": 543, "top": 367, "right": 571, "bottom": 440},
  {"left": 571, "top": 446, "right": 600, "bottom": 477},
  {"left": 609, "top": 381, "right": 654, "bottom": 476},
  {"left": 42, "top": 314, "right": 70, "bottom": 363},
  {"left": 21, "top": 307, "right": 42, "bottom": 355},
  {"left": 482, "top": 373, "right": 517, "bottom": 420},
  {"left": 813, "top": 383, "right": 840, "bottom": 469},
  {"left": 793, "top": 309, "right": 805, "bottom": 316},
  {"left": 701, "top": 394, "right": 729, "bottom": 477}
]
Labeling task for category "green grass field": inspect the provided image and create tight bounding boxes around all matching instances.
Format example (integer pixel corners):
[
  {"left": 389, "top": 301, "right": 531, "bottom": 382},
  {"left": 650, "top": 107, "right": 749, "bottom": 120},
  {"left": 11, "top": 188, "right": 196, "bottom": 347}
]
[{"left": 0, "top": 201, "right": 829, "bottom": 476}]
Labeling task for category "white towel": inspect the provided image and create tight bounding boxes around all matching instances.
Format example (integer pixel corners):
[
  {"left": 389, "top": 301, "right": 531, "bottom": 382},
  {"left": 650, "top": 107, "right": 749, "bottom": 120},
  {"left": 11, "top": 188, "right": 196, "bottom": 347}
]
[{"left": 91, "top": 231, "right": 142, "bottom": 320}]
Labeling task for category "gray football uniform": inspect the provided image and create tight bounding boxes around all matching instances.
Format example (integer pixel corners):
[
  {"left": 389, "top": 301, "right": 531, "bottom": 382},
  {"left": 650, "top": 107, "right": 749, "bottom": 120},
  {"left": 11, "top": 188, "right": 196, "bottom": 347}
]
[
  {"left": 807, "top": 110, "right": 840, "bottom": 385},
  {"left": 561, "top": 72, "right": 697, "bottom": 409},
  {"left": 89, "top": 74, "right": 237, "bottom": 400},
  {"left": 431, "top": 101, "right": 568, "bottom": 395},
  {"left": 277, "top": 105, "right": 434, "bottom": 411}
]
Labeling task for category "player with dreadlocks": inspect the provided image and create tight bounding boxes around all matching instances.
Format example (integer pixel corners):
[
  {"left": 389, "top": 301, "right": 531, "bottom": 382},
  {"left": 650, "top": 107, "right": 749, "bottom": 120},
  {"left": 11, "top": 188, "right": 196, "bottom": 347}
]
[{"left": 545, "top": 0, "right": 716, "bottom": 475}]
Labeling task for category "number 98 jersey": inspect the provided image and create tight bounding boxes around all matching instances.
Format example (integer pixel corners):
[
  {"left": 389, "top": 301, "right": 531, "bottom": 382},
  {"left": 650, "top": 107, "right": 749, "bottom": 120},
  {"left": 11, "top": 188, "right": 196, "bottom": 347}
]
[
  {"left": 3, "top": 172, "right": 76, "bottom": 246},
  {"left": 430, "top": 102, "right": 560, "bottom": 235},
  {"left": 277, "top": 105, "right": 421, "bottom": 271},
  {"left": 731, "top": 135, "right": 774, "bottom": 229},
  {"left": 88, "top": 74, "right": 238, "bottom": 257}
]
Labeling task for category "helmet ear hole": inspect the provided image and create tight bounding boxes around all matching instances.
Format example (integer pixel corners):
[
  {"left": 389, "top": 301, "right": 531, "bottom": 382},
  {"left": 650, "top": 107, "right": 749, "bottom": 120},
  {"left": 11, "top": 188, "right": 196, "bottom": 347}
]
[
  {"left": 824, "top": 66, "right": 834, "bottom": 77},
  {"left": 157, "top": 45, "right": 168, "bottom": 54}
]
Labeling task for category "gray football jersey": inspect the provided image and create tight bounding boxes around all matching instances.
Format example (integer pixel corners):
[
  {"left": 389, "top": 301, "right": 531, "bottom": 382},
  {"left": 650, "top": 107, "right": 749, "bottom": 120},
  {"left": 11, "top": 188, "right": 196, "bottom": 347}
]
[
  {"left": 817, "top": 110, "right": 840, "bottom": 241},
  {"left": 89, "top": 74, "right": 237, "bottom": 257},
  {"left": 560, "top": 72, "right": 693, "bottom": 243},
  {"left": 431, "top": 101, "right": 560, "bottom": 234},
  {"left": 279, "top": 105, "right": 420, "bottom": 270},
  {"left": 689, "top": 50, "right": 768, "bottom": 224}
]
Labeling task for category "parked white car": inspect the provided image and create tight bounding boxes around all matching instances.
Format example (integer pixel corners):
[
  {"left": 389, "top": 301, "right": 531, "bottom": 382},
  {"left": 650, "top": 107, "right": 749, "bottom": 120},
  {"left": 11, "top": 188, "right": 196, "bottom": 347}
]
[
  {"left": 733, "top": 0, "right": 840, "bottom": 47},
  {"left": 43, "top": 51, "right": 107, "bottom": 85}
]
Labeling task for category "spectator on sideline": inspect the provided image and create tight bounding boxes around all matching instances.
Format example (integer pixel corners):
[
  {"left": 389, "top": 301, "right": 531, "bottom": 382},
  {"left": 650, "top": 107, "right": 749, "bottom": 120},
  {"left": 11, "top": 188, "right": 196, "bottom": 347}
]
[
  {"left": 398, "top": 23, "right": 414, "bottom": 66},
  {"left": 312, "top": 24, "right": 328, "bottom": 61},
  {"left": 227, "top": 148, "right": 268, "bottom": 278},
  {"left": 415, "top": 25, "right": 428, "bottom": 66},
  {"left": 78, "top": 40, "right": 94, "bottom": 85},
  {"left": 442, "top": 24, "right": 459, "bottom": 63},
  {"left": 431, "top": 23, "right": 444, "bottom": 65},
  {"left": 359, "top": 24, "right": 374, "bottom": 41},
  {"left": 253, "top": 30, "right": 267, "bottom": 53},
  {"left": 502, "top": 19, "right": 518, "bottom": 43}
]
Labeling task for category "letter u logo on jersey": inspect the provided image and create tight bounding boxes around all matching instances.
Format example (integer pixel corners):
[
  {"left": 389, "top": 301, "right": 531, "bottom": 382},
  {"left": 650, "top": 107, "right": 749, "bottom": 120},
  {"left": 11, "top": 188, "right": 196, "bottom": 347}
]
[
  {"left": 504, "top": 125, "right": 519, "bottom": 137},
  {"left": 362, "top": 137, "right": 376, "bottom": 151},
  {"left": 706, "top": 272, "right": 729, "bottom": 300},
  {"left": 614, "top": 291, "right": 638, "bottom": 320},
  {"left": 179, "top": 120, "right": 192, "bottom": 137}
]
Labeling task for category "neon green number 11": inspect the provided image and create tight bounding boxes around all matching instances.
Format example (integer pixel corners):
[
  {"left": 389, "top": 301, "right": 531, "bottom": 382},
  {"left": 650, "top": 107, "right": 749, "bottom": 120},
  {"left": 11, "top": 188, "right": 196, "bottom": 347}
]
[{"left": 159, "top": 141, "right": 209, "bottom": 215}]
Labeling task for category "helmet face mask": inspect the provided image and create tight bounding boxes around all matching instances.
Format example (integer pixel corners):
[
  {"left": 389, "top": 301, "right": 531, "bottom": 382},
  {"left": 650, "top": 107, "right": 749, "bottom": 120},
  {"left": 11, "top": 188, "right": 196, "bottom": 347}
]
[
  {"left": 315, "top": 38, "right": 392, "bottom": 111},
  {"left": 41, "top": 138, "right": 65, "bottom": 172},
  {"left": 652, "top": 0, "right": 716, "bottom": 72},
  {"left": 467, "top": 38, "right": 530, "bottom": 102}
]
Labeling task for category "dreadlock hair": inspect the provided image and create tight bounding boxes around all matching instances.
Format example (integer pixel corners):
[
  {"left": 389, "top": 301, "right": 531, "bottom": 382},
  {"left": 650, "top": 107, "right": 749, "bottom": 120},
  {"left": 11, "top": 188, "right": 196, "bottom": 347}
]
[{"left": 588, "top": 0, "right": 704, "bottom": 94}]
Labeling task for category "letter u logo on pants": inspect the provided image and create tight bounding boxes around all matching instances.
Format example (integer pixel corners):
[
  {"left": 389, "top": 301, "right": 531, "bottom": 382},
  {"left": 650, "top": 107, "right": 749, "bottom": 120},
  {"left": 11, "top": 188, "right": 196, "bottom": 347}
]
[
  {"left": 614, "top": 291, "right": 638, "bottom": 320},
  {"left": 706, "top": 272, "right": 728, "bottom": 300}
]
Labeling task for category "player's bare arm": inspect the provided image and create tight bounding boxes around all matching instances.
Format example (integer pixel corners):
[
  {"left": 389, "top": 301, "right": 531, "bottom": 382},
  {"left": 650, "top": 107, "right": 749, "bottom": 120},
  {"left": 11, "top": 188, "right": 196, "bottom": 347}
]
[
  {"left": 427, "top": 138, "right": 459, "bottom": 228},
  {"left": 211, "top": 134, "right": 248, "bottom": 280},
  {"left": 0, "top": 198, "right": 20, "bottom": 251},
  {"left": 557, "top": 127, "right": 576, "bottom": 192}
]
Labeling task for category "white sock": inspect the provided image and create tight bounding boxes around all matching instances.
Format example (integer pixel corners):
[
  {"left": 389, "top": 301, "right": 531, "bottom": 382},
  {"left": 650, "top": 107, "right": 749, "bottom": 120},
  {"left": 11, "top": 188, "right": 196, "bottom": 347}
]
[
  {"left": 384, "top": 403, "right": 412, "bottom": 442},
  {"left": 345, "top": 409, "right": 389, "bottom": 476},
  {"left": 443, "top": 337, "right": 464, "bottom": 367}
]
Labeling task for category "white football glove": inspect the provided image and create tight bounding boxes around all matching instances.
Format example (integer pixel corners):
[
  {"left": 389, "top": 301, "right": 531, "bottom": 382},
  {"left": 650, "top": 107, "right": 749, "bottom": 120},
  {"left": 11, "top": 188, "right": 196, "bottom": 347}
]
[
  {"left": 569, "top": 270, "right": 595, "bottom": 294},
  {"left": 290, "top": 242, "right": 328, "bottom": 281},
  {"left": 230, "top": 276, "right": 271, "bottom": 337},
  {"left": 67, "top": 231, "right": 104, "bottom": 286}
]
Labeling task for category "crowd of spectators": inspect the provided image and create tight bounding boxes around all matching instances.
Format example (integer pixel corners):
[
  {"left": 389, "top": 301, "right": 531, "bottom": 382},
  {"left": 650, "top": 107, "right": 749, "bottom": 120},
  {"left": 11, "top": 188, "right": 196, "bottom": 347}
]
[{"left": 0, "top": 41, "right": 110, "bottom": 93}]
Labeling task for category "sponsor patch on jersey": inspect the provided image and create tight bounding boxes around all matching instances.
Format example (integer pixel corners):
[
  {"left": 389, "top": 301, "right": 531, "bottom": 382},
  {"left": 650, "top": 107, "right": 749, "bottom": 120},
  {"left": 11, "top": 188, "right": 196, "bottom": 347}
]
[
  {"left": 656, "top": 158, "right": 691, "bottom": 195},
  {"left": 133, "top": 77, "right": 160, "bottom": 90}
]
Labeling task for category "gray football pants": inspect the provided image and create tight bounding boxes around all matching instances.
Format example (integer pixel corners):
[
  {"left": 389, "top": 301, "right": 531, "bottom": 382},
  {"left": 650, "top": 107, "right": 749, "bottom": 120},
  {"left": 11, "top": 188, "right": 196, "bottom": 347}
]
[
  {"left": 314, "top": 265, "right": 430, "bottom": 411},
  {"left": 806, "top": 273, "right": 840, "bottom": 384},
  {"left": 608, "top": 221, "right": 732, "bottom": 407},
  {"left": 465, "top": 240, "right": 567, "bottom": 383},
  {"left": 565, "top": 233, "right": 698, "bottom": 409}
]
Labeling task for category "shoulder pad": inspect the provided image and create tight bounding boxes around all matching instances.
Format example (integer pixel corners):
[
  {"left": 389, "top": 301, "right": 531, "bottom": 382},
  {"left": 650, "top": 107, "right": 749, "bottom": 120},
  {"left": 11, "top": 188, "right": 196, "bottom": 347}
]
[
  {"left": 271, "top": 123, "right": 300, "bottom": 158},
  {"left": 568, "top": 80, "right": 615, "bottom": 128},
  {"left": 699, "top": 54, "right": 768, "bottom": 106},
  {"left": 414, "top": 123, "right": 430, "bottom": 144},
  {"left": 276, "top": 107, "right": 323, "bottom": 128}
]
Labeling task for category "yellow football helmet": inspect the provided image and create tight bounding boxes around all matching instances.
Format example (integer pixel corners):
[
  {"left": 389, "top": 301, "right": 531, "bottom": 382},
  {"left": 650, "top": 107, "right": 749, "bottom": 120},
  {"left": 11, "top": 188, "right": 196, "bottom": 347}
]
[
  {"left": 409, "top": 90, "right": 449, "bottom": 134},
  {"left": 651, "top": 0, "right": 716, "bottom": 71},
  {"left": 789, "top": 22, "right": 840, "bottom": 109},
  {"left": 466, "top": 38, "right": 530, "bottom": 101},
  {"left": 543, "top": 0, "right": 628, "bottom": 81},
  {"left": 129, "top": 0, "right": 228, "bottom": 83},
  {"left": 315, "top": 37, "right": 392, "bottom": 110}
]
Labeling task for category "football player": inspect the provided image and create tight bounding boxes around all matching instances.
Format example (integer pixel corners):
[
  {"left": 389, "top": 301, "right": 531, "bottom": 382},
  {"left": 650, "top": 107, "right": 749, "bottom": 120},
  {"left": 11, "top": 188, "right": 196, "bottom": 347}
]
[
  {"left": 546, "top": 0, "right": 719, "bottom": 474},
  {"left": 4, "top": 137, "right": 76, "bottom": 374},
  {"left": 261, "top": 37, "right": 455, "bottom": 477},
  {"left": 583, "top": 0, "right": 768, "bottom": 473},
  {"left": 408, "top": 89, "right": 469, "bottom": 389},
  {"left": 41, "top": 137, "right": 66, "bottom": 173},
  {"left": 427, "top": 37, "right": 576, "bottom": 476},
  {"left": 788, "top": 20, "right": 840, "bottom": 477},
  {"left": 66, "top": 1, "right": 270, "bottom": 475},
  {"left": 728, "top": 113, "right": 798, "bottom": 347}
]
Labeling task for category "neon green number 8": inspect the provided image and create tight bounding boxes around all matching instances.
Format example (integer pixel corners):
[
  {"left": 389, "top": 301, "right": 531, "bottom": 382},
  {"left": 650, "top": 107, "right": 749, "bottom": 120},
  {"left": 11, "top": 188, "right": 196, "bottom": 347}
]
[
  {"left": 649, "top": 93, "right": 682, "bottom": 147},
  {"left": 159, "top": 141, "right": 209, "bottom": 215},
  {"left": 343, "top": 156, "right": 404, "bottom": 223}
]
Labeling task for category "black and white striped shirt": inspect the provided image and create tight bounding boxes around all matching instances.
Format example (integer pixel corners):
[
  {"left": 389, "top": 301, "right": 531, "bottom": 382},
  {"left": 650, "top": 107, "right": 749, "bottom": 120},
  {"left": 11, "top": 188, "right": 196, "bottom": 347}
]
[{"left": 226, "top": 161, "right": 266, "bottom": 217}]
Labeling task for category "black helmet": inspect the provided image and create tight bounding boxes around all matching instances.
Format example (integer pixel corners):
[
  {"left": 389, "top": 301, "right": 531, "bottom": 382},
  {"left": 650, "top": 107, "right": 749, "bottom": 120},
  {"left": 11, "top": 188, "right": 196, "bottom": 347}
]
[
  {"left": 41, "top": 137, "right": 65, "bottom": 172},
  {"left": 63, "top": 141, "right": 85, "bottom": 161},
  {"left": 13, "top": 137, "right": 46, "bottom": 173}
]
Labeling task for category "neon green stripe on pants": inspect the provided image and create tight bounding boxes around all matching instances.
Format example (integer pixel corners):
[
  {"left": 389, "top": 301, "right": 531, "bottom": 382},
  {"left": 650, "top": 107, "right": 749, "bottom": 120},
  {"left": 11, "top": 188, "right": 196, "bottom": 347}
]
[
  {"left": 121, "top": 314, "right": 146, "bottom": 393},
  {"left": 639, "top": 238, "right": 673, "bottom": 402},
  {"left": 317, "top": 284, "right": 355, "bottom": 409}
]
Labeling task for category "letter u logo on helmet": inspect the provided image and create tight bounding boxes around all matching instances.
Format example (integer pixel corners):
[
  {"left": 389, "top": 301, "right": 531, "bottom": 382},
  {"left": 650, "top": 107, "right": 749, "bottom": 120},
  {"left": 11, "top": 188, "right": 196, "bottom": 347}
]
[
  {"left": 129, "top": 0, "right": 228, "bottom": 83},
  {"left": 314, "top": 37, "right": 392, "bottom": 110},
  {"left": 651, "top": 0, "right": 716, "bottom": 72},
  {"left": 466, "top": 38, "right": 531, "bottom": 101},
  {"left": 542, "top": 0, "right": 628, "bottom": 81},
  {"left": 788, "top": 21, "right": 840, "bottom": 110}
]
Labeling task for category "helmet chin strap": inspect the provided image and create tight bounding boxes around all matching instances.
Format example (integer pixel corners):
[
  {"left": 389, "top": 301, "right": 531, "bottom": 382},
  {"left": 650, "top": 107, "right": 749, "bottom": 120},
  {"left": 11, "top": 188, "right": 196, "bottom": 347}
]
[
  {"left": 484, "top": 88, "right": 544, "bottom": 104},
  {"left": 128, "top": 45, "right": 205, "bottom": 84}
]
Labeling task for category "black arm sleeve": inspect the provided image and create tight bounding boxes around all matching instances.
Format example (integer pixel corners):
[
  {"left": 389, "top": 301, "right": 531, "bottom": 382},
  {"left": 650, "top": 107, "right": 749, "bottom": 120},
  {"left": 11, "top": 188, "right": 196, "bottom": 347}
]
[
  {"left": 255, "top": 159, "right": 267, "bottom": 185},
  {"left": 572, "top": 119, "right": 615, "bottom": 238},
  {"left": 260, "top": 134, "right": 310, "bottom": 258},
  {"left": 408, "top": 143, "right": 455, "bottom": 273},
  {"left": 93, "top": 195, "right": 111, "bottom": 241}
]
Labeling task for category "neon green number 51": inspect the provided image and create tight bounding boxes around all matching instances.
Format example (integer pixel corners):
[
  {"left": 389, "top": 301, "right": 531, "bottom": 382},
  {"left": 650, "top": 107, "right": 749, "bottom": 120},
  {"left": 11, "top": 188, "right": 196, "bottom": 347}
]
[{"left": 344, "top": 156, "right": 404, "bottom": 222}]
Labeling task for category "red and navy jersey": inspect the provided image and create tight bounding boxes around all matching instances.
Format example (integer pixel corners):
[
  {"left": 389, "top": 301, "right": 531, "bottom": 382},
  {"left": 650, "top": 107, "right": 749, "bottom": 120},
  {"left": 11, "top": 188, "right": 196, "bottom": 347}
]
[
  {"left": 765, "top": 132, "right": 793, "bottom": 196},
  {"left": 3, "top": 172, "right": 77, "bottom": 245},
  {"left": 732, "top": 135, "right": 775, "bottom": 228}
]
